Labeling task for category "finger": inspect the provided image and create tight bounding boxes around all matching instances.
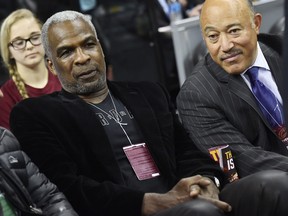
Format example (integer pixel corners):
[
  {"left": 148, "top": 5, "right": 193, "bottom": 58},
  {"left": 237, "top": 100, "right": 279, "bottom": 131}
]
[
  {"left": 180, "top": 175, "right": 203, "bottom": 188},
  {"left": 186, "top": 175, "right": 203, "bottom": 183},
  {"left": 189, "top": 185, "right": 201, "bottom": 197},
  {"left": 199, "top": 196, "right": 232, "bottom": 212},
  {"left": 198, "top": 178, "right": 212, "bottom": 187}
]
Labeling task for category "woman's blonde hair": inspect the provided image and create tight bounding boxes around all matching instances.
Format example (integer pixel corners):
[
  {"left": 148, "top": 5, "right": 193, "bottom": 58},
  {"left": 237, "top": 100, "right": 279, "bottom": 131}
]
[{"left": 0, "top": 9, "right": 42, "bottom": 99}]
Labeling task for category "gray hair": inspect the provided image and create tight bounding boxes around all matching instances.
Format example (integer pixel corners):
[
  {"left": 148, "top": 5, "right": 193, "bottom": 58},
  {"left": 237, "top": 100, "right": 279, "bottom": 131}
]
[
  {"left": 41, "top": 10, "right": 98, "bottom": 58},
  {"left": 247, "top": 0, "right": 255, "bottom": 15},
  {"left": 246, "top": 0, "right": 256, "bottom": 28}
]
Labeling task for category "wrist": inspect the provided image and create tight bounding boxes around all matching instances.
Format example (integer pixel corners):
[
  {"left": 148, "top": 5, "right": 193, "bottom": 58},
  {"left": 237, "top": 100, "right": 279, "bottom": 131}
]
[
  {"left": 203, "top": 175, "right": 221, "bottom": 189},
  {"left": 142, "top": 193, "right": 163, "bottom": 216}
]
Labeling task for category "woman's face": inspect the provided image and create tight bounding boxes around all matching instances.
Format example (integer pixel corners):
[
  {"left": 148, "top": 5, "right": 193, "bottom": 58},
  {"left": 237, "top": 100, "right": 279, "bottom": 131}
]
[{"left": 9, "top": 17, "right": 45, "bottom": 69}]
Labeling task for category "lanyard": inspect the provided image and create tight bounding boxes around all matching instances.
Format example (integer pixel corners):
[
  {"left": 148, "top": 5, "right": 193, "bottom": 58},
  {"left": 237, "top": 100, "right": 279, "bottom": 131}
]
[{"left": 87, "top": 91, "right": 133, "bottom": 145}]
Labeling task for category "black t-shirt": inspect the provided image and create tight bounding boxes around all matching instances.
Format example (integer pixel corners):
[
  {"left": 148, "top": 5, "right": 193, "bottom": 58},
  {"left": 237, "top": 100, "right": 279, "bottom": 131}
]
[{"left": 88, "top": 92, "right": 169, "bottom": 193}]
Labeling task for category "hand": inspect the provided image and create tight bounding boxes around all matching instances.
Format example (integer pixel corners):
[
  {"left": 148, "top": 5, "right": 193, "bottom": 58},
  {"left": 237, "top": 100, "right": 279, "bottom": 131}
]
[
  {"left": 141, "top": 175, "right": 231, "bottom": 216},
  {"left": 178, "top": 0, "right": 188, "bottom": 8},
  {"left": 189, "top": 177, "right": 219, "bottom": 198},
  {"left": 186, "top": 4, "right": 203, "bottom": 17},
  {"left": 189, "top": 177, "right": 231, "bottom": 212},
  {"left": 0, "top": 90, "right": 3, "bottom": 97},
  {"left": 142, "top": 175, "right": 203, "bottom": 216}
]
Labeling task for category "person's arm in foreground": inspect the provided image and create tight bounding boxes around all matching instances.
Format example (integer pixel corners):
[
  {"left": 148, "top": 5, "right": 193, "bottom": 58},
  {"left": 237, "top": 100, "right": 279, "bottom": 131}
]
[
  {"left": 1, "top": 127, "right": 78, "bottom": 216},
  {"left": 24, "top": 151, "right": 78, "bottom": 216}
]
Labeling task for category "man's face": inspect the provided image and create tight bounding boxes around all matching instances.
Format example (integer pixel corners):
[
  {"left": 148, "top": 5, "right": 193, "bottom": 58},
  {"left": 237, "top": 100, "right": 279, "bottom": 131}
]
[
  {"left": 200, "top": 0, "right": 261, "bottom": 74},
  {"left": 47, "top": 18, "right": 107, "bottom": 95}
]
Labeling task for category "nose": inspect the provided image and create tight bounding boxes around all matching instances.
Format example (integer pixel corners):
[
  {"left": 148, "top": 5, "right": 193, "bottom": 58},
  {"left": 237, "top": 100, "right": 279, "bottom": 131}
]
[
  {"left": 26, "top": 40, "right": 34, "bottom": 49},
  {"left": 220, "top": 34, "right": 234, "bottom": 52},
  {"left": 75, "top": 48, "right": 90, "bottom": 64}
]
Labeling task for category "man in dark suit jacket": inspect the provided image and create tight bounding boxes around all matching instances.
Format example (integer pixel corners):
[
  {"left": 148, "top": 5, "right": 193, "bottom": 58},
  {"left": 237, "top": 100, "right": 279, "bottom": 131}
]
[
  {"left": 9, "top": 9, "right": 288, "bottom": 216},
  {"left": 177, "top": 0, "right": 288, "bottom": 178}
]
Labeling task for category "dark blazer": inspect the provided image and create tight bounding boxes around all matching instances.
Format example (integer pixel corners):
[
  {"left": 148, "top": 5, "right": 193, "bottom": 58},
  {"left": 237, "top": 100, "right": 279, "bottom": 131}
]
[
  {"left": 177, "top": 38, "right": 288, "bottom": 178},
  {"left": 10, "top": 81, "right": 224, "bottom": 216}
]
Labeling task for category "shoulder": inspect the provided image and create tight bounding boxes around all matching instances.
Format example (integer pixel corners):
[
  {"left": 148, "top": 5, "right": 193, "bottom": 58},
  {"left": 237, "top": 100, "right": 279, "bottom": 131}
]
[
  {"left": 258, "top": 33, "right": 282, "bottom": 56},
  {"left": 48, "top": 70, "right": 61, "bottom": 83},
  {"left": 110, "top": 81, "right": 172, "bottom": 109},
  {"left": 0, "top": 127, "right": 21, "bottom": 153},
  {"left": 0, "top": 79, "right": 22, "bottom": 105},
  {"left": 180, "top": 60, "right": 211, "bottom": 91},
  {"left": 46, "top": 71, "right": 62, "bottom": 91},
  {"left": 110, "top": 80, "right": 162, "bottom": 89},
  {"left": 110, "top": 81, "right": 168, "bottom": 97},
  {"left": 1, "top": 79, "right": 18, "bottom": 94},
  {"left": 12, "top": 91, "right": 62, "bottom": 114}
]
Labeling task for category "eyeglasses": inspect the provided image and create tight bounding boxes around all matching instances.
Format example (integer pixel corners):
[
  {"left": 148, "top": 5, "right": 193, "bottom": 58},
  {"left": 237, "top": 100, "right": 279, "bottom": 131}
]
[{"left": 9, "top": 34, "right": 42, "bottom": 50}]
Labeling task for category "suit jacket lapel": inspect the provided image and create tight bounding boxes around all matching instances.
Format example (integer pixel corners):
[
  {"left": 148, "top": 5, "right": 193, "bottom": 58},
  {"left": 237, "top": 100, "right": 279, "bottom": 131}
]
[
  {"left": 206, "top": 54, "right": 270, "bottom": 126},
  {"left": 261, "top": 43, "right": 285, "bottom": 104},
  {"left": 108, "top": 82, "right": 162, "bottom": 141},
  {"left": 59, "top": 90, "right": 124, "bottom": 182},
  {"left": 206, "top": 42, "right": 284, "bottom": 131}
]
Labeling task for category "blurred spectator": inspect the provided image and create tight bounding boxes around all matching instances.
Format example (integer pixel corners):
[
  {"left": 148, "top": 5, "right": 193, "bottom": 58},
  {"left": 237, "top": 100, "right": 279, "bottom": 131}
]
[
  {"left": 146, "top": 0, "right": 203, "bottom": 104},
  {"left": 0, "top": 0, "right": 113, "bottom": 81},
  {"left": 0, "top": 9, "right": 62, "bottom": 129},
  {"left": 179, "top": 0, "right": 204, "bottom": 18}
]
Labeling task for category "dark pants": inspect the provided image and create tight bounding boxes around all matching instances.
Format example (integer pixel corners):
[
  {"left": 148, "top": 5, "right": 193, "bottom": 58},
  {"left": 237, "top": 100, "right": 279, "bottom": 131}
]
[
  {"left": 154, "top": 199, "right": 224, "bottom": 216},
  {"left": 155, "top": 170, "right": 288, "bottom": 216}
]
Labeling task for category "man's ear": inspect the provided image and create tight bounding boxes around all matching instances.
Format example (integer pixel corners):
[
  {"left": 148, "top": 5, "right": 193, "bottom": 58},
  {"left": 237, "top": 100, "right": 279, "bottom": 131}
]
[
  {"left": 46, "top": 59, "right": 56, "bottom": 75},
  {"left": 254, "top": 13, "right": 262, "bottom": 34}
]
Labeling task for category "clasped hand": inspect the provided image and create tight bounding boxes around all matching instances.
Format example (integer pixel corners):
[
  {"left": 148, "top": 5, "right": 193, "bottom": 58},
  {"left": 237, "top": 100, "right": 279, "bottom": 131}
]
[
  {"left": 142, "top": 175, "right": 231, "bottom": 216},
  {"left": 170, "top": 175, "right": 231, "bottom": 212}
]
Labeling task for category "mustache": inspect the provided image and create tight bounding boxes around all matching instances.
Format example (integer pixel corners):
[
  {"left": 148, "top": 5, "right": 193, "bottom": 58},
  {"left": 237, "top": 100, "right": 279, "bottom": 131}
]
[
  {"left": 73, "top": 65, "right": 100, "bottom": 77},
  {"left": 220, "top": 48, "right": 242, "bottom": 61}
]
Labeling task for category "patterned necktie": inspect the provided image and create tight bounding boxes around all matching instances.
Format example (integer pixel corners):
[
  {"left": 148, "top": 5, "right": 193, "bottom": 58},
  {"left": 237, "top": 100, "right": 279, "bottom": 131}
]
[{"left": 246, "top": 66, "right": 288, "bottom": 145}]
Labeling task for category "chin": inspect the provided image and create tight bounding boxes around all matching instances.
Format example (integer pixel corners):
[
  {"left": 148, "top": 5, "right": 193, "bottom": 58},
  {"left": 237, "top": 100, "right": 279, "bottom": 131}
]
[{"left": 224, "top": 67, "right": 244, "bottom": 75}]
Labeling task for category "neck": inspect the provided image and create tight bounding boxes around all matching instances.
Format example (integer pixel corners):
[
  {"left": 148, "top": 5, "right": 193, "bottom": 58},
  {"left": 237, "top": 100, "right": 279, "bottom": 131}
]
[
  {"left": 80, "top": 85, "right": 109, "bottom": 104},
  {"left": 16, "top": 59, "right": 49, "bottom": 88}
]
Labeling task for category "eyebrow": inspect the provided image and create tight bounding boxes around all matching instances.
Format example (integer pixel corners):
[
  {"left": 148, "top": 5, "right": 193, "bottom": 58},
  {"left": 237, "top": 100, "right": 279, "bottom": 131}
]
[
  {"left": 11, "top": 31, "right": 41, "bottom": 41},
  {"left": 56, "top": 35, "right": 97, "bottom": 56},
  {"left": 204, "top": 23, "right": 242, "bottom": 34}
]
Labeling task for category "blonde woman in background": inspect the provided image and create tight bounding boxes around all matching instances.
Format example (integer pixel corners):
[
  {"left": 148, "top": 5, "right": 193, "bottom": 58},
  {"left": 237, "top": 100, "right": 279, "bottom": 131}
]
[{"left": 0, "top": 9, "right": 61, "bottom": 129}]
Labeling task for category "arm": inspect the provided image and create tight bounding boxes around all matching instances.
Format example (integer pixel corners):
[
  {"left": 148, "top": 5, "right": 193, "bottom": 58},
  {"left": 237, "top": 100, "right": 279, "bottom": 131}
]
[
  {"left": 0, "top": 79, "right": 30, "bottom": 129},
  {"left": 153, "top": 83, "right": 227, "bottom": 184},
  {"left": 185, "top": 4, "right": 203, "bottom": 17},
  {"left": 23, "top": 152, "right": 78, "bottom": 216},
  {"left": 137, "top": 83, "right": 231, "bottom": 213},
  {"left": 177, "top": 85, "right": 288, "bottom": 178},
  {"left": 10, "top": 99, "right": 145, "bottom": 215},
  {"left": 0, "top": 127, "right": 77, "bottom": 215}
]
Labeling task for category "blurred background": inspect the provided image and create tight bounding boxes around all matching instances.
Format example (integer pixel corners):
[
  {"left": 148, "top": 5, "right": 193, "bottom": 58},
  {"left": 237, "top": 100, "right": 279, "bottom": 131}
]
[{"left": 0, "top": 0, "right": 285, "bottom": 104}]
